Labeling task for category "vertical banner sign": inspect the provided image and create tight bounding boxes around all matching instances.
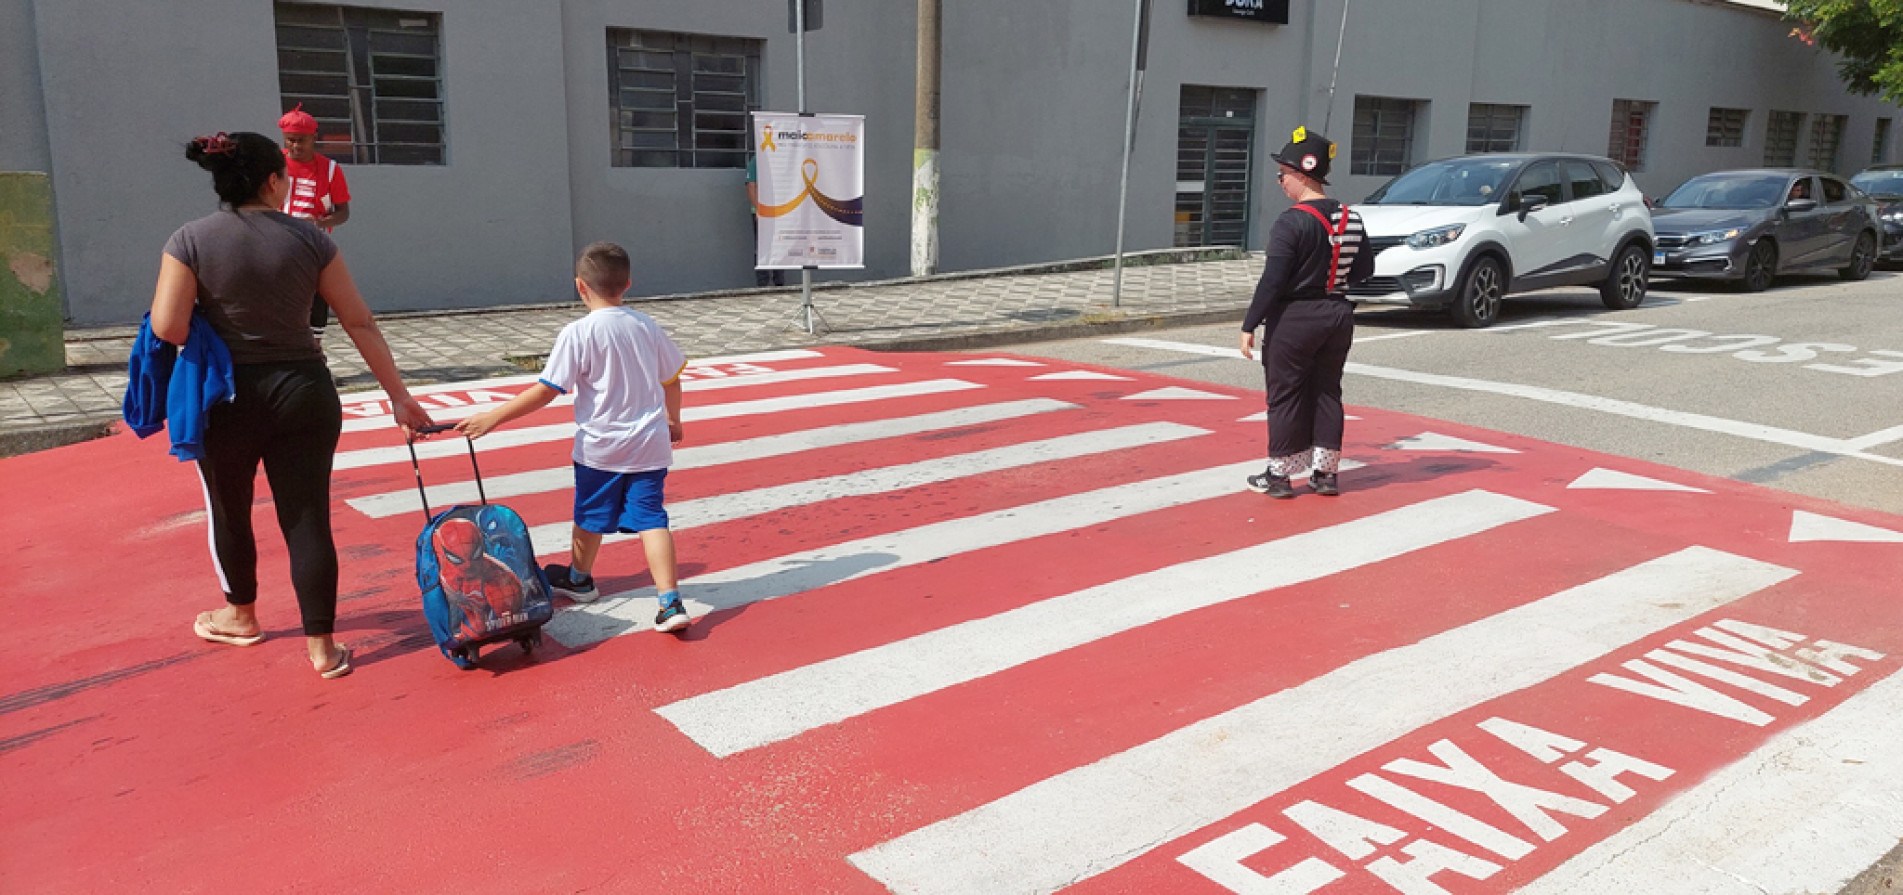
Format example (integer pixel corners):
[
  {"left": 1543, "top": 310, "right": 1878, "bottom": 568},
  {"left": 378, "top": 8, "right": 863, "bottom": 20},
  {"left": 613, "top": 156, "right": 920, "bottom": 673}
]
[{"left": 752, "top": 112, "right": 865, "bottom": 270}]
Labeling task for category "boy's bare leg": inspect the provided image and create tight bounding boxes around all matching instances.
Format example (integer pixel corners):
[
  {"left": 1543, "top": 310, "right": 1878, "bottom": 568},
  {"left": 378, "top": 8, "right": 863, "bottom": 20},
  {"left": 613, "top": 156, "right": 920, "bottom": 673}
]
[
  {"left": 639, "top": 527, "right": 678, "bottom": 593},
  {"left": 570, "top": 526, "right": 605, "bottom": 576}
]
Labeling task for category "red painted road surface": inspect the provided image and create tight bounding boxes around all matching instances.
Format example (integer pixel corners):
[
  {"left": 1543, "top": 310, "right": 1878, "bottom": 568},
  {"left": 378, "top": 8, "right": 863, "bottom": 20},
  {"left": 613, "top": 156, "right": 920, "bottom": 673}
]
[{"left": 3, "top": 347, "right": 1901, "bottom": 894}]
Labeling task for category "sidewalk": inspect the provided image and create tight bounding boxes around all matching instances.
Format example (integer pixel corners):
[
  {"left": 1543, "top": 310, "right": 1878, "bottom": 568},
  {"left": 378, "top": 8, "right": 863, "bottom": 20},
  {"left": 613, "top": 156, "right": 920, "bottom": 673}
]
[{"left": 0, "top": 253, "right": 1263, "bottom": 455}]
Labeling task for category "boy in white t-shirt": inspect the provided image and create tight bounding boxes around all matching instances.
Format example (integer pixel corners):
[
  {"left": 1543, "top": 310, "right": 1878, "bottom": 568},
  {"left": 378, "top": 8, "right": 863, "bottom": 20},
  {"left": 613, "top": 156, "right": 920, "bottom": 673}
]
[{"left": 456, "top": 242, "right": 692, "bottom": 633}]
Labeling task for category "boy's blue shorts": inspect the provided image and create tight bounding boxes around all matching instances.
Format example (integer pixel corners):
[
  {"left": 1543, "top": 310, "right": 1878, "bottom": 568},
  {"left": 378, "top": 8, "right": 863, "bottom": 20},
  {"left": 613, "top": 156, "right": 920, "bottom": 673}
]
[{"left": 572, "top": 464, "right": 670, "bottom": 534}]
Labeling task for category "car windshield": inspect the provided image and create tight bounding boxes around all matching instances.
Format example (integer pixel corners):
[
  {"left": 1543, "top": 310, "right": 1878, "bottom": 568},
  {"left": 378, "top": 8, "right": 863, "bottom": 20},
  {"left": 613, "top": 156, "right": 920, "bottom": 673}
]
[
  {"left": 1660, "top": 173, "right": 1788, "bottom": 210},
  {"left": 1364, "top": 158, "right": 1520, "bottom": 206},
  {"left": 1851, "top": 170, "right": 1903, "bottom": 198}
]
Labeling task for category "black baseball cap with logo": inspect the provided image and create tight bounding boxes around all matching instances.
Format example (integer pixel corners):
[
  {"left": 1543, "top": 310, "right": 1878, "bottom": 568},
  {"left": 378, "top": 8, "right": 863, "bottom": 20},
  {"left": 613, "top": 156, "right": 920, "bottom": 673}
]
[{"left": 1272, "top": 126, "right": 1337, "bottom": 185}]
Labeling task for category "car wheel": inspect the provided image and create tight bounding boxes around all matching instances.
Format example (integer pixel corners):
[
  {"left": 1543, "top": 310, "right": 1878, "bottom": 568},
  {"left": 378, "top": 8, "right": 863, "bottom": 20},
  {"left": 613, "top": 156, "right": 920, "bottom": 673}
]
[
  {"left": 1739, "top": 240, "right": 1777, "bottom": 292},
  {"left": 1448, "top": 255, "right": 1505, "bottom": 329},
  {"left": 1840, "top": 231, "right": 1876, "bottom": 281},
  {"left": 1599, "top": 243, "right": 1650, "bottom": 310}
]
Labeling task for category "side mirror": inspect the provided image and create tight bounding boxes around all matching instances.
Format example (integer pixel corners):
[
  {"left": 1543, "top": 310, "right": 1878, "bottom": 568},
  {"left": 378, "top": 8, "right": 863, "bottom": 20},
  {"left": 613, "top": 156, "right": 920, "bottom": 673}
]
[
  {"left": 1518, "top": 193, "right": 1550, "bottom": 221},
  {"left": 1785, "top": 198, "right": 1818, "bottom": 214}
]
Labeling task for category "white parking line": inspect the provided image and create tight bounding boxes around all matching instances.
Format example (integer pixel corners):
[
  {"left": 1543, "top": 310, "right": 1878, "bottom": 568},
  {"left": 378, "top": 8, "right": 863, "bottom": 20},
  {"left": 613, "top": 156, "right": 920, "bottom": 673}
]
[
  {"left": 1103, "top": 337, "right": 1903, "bottom": 470},
  {"left": 1844, "top": 423, "right": 1903, "bottom": 452}
]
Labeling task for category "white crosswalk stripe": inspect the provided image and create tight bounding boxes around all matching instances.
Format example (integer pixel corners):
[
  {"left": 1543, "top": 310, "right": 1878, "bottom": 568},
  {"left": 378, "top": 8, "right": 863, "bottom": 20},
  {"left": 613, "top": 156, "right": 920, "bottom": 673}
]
[
  {"left": 319, "top": 352, "right": 1878, "bottom": 893},
  {"left": 346, "top": 398, "right": 1078, "bottom": 519},
  {"left": 521, "top": 421, "right": 1210, "bottom": 557},
  {"left": 658, "top": 490, "right": 1554, "bottom": 757},
  {"left": 334, "top": 378, "right": 983, "bottom": 470},
  {"left": 340, "top": 363, "right": 900, "bottom": 433},
  {"left": 546, "top": 457, "right": 1368, "bottom": 647},
  {"left": 847, "top": 547, "right": 1798, "bottom": 895}
]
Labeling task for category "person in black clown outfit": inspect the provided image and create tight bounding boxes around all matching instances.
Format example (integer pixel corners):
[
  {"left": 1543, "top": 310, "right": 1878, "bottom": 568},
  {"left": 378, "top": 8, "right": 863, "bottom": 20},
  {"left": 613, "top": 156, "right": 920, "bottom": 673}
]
[{"left": 1239, "top": 127, "right": 1374, "bottom": 499}]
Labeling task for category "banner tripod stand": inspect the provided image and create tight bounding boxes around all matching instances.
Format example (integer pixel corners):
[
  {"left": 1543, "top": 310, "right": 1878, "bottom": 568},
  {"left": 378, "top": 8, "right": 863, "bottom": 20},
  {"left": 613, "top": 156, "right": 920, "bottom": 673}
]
[{"left": 786, "top": 266, "right": 829, "bottom": 335}]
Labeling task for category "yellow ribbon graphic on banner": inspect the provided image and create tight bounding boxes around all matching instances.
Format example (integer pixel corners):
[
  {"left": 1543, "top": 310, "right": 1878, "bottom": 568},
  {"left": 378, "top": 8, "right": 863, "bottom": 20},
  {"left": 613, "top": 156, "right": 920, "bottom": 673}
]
[
  {"left": 760, "top": 124, "right": 777, "bottom": 152},
  {"left": 754, "top": 158, "right": 864, "bottom": 226}
]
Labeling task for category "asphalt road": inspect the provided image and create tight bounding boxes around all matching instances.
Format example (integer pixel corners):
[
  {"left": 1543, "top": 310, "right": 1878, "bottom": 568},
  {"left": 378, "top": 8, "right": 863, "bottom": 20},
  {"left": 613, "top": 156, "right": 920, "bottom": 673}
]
[
  {"left": 1002, "top": 267, "right": 1903, "bottom": 894},
  {"left": 1004, "top": 269, "right": 1903, "bottom": 514}
]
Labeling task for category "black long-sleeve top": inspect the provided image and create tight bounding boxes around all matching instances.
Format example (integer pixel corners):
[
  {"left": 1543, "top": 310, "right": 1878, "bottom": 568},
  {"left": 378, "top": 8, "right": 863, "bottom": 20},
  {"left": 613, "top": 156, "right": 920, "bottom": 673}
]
[{"left": 1242, "top": 199, "right": 1375, "bottom": 332}]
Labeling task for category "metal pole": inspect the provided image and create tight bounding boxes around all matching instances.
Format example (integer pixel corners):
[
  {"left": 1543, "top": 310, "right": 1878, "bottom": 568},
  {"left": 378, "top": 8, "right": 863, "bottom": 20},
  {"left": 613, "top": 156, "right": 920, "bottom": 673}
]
[
  {"left": 911, "top": 0, "right": 941, "bottom": 278},
  {"left": 1323, "top": 0, "right": 1351, "bottom": 134},
  {"left": 1110, "top": 0, "right": 1143, "bottom": 309},
  {"left": 796, "top": 0, "right": 817, "bottom": 334}
]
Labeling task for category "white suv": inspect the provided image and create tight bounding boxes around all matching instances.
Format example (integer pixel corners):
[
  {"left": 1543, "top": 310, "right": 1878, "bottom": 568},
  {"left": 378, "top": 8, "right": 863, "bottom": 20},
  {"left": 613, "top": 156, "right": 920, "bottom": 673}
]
[{"left": 1348, "top": 153, "right": 1655, "bottom": 327}]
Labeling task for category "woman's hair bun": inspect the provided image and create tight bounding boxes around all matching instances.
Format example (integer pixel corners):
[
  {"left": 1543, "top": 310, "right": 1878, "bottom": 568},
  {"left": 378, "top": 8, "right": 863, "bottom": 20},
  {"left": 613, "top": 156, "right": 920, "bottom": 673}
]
[{"left": 186, "top": 132, "right": 240, "bottom": 169}]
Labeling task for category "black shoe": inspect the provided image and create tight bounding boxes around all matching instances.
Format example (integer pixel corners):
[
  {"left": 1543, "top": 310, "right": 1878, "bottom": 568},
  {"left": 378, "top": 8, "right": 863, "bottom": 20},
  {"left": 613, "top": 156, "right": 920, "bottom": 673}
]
[
  {"left": 1310, "top": 472, "right": 1340, "bottom": 496},
  {"left": 1246, "top": 471, "right": 1297, "bottom": 499},
  {"left": 654, "top": 593, "right": 691, "bottom": 633},
  {"left": 543, "top": 564, "right": 599, "bottom": 603}
]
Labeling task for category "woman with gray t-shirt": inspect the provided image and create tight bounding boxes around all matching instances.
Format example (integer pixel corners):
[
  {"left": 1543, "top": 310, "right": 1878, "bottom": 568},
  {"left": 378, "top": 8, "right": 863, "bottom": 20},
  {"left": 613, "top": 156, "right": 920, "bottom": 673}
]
[{"left": 150, "top": 131, "right": 433, "bottom": 679}]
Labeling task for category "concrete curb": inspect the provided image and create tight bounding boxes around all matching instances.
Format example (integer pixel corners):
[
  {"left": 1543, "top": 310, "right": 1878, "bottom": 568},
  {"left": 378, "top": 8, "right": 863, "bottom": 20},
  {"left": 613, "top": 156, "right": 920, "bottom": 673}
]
[
  {"left": 865, "top": 306, "right": 1244, "bottom": 352},
  {"left": 58, "top": 247, "right": 1255, "bottom": 340},
  {"left": 0, "top": 418, "right": 117, "bottom": 458},
  {"left": 5, "top": 300, "right": 1250, "bottom": 456}
]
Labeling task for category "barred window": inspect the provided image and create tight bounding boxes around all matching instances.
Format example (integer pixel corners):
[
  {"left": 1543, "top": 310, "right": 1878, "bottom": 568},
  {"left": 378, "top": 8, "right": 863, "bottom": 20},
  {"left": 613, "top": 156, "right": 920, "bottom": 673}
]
[
  {"left": 1466, "top": 104, "right": 1527, "bottom": 154},
  {"left": 1352, "top": 96, "right": 1423, "bottom": 177},
  {"left": 1706, "top": 107, "right": 1748, "bottom": 148},
  {"left": 1764, "top": 110, "right": 1804, "bottom": 167},
  {"left": 1808, "top": 114, "right": 1847, "bottom": 171},
  {"left": 608, "top": 29, "right": 763, "bottom": 169},
  {"left": 1607, "top": 99, "right": 1656, "bottom": 172},
  {"left": 1877, "top": 119, "right": 1894, "bottom": 165},
  {"left": 274, "top": 3, "right": 446, "bottom": 165}
]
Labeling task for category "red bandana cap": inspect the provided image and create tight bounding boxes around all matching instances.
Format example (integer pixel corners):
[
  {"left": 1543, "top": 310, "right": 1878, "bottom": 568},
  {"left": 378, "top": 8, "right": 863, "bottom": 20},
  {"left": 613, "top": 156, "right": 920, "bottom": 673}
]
[{"left": 278, "top": 104, "right": 318, "bottom": 135}]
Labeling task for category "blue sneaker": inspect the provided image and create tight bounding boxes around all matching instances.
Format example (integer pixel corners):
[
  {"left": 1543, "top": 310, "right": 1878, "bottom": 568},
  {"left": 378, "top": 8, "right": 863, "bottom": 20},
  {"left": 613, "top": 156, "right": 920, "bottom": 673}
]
[{"left": 654, "top": 592, "right": 690, "bottom": 633}]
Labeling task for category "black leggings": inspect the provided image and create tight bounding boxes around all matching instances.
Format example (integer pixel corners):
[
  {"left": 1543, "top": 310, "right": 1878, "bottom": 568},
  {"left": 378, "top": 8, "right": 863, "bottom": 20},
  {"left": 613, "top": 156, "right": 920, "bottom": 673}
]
[{"left": 195, "top": 362, "right": 343, "bottom": 635}]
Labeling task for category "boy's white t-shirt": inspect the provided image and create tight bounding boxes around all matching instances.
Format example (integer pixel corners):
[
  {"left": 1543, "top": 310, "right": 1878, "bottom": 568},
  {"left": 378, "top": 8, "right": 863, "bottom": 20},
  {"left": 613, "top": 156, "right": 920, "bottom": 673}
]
[{"left": 537, "top": 306, "right": 687, "bottom": 473}]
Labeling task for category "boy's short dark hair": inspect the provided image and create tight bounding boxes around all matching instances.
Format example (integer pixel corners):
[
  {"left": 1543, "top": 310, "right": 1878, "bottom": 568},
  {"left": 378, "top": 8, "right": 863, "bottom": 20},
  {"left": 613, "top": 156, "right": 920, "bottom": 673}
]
[{"left": 576, "top": 242, "right": 632, "bottom": 297}]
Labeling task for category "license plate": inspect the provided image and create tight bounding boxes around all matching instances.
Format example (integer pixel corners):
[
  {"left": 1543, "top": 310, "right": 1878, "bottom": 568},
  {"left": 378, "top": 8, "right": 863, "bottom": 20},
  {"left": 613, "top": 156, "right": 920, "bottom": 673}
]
[{"left": 1653, "top": 252, "right": 1667, "bottom": 266}]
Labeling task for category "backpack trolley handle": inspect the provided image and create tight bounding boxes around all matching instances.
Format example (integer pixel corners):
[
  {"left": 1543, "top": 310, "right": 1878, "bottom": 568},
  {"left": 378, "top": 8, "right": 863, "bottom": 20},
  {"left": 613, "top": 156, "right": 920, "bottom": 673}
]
[{"left": 407, "top": 423, "right": 487, "bottom": 523}]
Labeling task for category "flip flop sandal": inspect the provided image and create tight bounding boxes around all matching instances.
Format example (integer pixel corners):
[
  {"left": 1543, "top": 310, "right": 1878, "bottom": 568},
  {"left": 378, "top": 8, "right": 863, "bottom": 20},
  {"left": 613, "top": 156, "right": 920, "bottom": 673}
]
[
  {"left": 194, "top": 612, "right": 265, "bottom": 647},
  {"left": 316, "top": 646, "right": 353, "bottom": 680}
]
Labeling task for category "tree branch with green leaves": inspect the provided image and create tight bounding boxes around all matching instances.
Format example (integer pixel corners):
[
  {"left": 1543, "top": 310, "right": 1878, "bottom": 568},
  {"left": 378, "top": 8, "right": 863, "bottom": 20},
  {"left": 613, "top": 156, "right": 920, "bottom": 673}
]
[{"left": 1785, "top": 0, "right": 1903, "bottom": 104}]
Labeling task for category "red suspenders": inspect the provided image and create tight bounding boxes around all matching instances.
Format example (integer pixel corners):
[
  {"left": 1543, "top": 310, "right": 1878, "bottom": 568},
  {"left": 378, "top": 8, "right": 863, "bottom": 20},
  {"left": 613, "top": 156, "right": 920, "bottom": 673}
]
[{"left": 1293, "top": 203, "right": 1350, "bottom": 291}]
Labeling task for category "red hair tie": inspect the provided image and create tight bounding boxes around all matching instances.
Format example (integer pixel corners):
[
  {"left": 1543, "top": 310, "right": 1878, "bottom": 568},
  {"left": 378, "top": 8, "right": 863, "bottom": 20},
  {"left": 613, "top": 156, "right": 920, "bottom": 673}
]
[{"left": 193, "top": 132, "right": 238, "bottom": 156}]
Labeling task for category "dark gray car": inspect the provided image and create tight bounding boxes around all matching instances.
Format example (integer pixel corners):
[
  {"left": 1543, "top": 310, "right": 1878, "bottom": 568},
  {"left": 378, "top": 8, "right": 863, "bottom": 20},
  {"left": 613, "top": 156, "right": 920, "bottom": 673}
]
[
  {"left": 1651, "top": 169, "right": 1881, "bottom": 291},
  {"left": 1850, "top": 164, "right": 1903, "bottom": 263}
]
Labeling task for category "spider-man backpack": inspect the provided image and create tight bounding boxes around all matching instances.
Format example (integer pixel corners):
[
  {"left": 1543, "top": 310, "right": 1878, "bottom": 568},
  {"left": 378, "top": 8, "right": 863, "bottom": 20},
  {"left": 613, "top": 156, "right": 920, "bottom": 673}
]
[{"left": 408, "top": 425, "right": 553, "bottom": 669}]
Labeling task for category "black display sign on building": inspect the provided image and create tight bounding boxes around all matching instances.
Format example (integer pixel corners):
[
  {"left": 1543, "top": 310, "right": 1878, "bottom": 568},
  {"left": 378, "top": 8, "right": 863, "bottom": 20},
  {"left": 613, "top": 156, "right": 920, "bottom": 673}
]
[{"left": 1187, "top": 0, "right": 1290, "bottom": 25}]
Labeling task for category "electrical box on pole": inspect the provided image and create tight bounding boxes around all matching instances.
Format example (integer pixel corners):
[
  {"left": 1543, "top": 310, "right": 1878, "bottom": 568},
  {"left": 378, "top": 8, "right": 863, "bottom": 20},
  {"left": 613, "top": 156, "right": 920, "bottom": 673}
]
[{"left": 789, "top": 0, "right": 823, "bottom": 32}]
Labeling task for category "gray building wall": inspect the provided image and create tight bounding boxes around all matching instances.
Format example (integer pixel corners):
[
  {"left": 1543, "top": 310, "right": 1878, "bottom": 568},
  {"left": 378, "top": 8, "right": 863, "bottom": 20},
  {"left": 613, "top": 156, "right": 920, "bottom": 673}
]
[
  {"left": 562, "top": 0, "right": 918, "bottom": 297},
  {"left": 6, "top": 0, "right": 1901, "bottom": 325},
  {"left": 0, "top": 0, "right": 51, "bottom": 174},
  {"left": 1315, "top": 0, "right": 1902, "bottom": 201}
]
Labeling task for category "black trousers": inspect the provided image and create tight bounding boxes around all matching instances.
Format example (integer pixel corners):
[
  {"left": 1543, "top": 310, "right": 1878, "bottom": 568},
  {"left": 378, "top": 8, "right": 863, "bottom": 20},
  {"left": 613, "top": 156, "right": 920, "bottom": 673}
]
[
  {"left": 1261, "top": 299, "right": 1356, "bottom": 465},
  {"left": 195, "top": 361, "right": 343, "bottom": 635}
]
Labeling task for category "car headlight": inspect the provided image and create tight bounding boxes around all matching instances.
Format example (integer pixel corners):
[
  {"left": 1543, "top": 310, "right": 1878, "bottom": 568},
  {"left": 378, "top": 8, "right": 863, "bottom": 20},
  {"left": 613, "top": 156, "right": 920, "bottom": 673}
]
[
  {"left": 1689, "top": 228, "right": 1744, "bottom": 246},
  {"left": 1882, "top": 211, "right": 1903, "bottom": 223},
  {"left": 1405, "top": 224, "right": 1466, "bottom": 249}
]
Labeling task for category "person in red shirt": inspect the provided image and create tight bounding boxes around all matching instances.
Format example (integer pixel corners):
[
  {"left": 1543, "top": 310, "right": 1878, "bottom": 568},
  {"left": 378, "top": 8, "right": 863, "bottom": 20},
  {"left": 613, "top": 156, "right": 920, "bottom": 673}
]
[{"left": 278, "top": 105, "right": 352, "bottom": 344}]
